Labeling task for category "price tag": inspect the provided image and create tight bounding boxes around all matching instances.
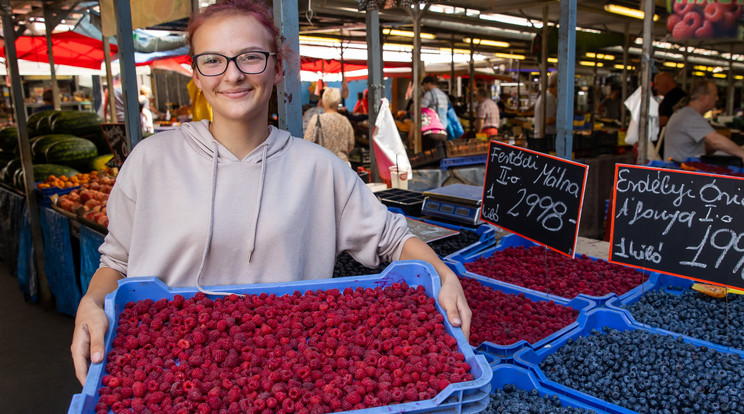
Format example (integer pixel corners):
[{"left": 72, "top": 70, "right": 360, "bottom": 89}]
[
  {"left": 481, "top": 141, "right": 588, "bottom": 256},
  {"left": 100, "top": 123, "right": 130, "bottom": 165},
  {"left": 610, "top": 164, "right": 744, "bottom": 290}
]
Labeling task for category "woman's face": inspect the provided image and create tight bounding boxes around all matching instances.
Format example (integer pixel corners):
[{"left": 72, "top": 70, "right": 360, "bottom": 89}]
[{"left": 191, "top": 14, "right": 281, "bottom": 125}]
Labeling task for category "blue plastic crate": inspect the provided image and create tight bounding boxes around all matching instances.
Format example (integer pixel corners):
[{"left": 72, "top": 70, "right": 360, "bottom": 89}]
[
  {"left": 452, "top": 268, "right": 594, "bottom": 362},
  {"left": 34, "top": 181, "right": 80, "bottom": 207},
  {"left": 605, "top": 274, "right": 744, "bottom": 358},
  {"left": 439, "top": 154, "right": 487, "bottom": 170},
  {"left": 488, "top": 364, "right": 601, "bottom": 412},
  {"left": 514, "top": 308, "right": 744, "bottom": 414},
  {"left": 68, "top": 261, "right": 492, "bottom": 414},
  {"left": 447, "top": 234, "right": 658, "bottom": 304},
  {"left": 645, "top": 160, "right": 680, "bottom": 169}
]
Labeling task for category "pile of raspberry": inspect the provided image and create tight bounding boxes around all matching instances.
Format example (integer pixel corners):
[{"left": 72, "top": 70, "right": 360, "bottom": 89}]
[
  {"left": 459, "top": 276, "right": 579, "bottom": 348},
  {"left": 464, "top": 246, "right": 648, "bottom": 299},
  {"left": 95, "top": 283, "right": 473, "bottom": 414}
]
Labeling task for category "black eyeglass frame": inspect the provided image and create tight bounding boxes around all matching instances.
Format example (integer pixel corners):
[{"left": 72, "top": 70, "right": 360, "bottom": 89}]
[{"left": 191, "top": 51, "right": 276, "bottom": 77}]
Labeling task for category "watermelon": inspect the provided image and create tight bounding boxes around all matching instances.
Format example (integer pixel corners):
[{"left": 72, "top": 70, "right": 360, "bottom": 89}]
[
  {"left": 27, "top": 110, "right": 61, "bottom": 137},
  {"left": 50, "top": 111, "right": 104, "bottom": 137},
  {"left": 30, "top": 134, "right": 79, "bottom": 162},
  {"left": 0, "top": 157, "right": 21, "bottom": 186},
  {"left": 44, "top": 137, "right": 98, "bottom": 170},
  {"left": 0, "top": 127, "right": 18, "bottom": 153},
  {"left": 14, "top": 164, "right": 79, "bottom": 191}
]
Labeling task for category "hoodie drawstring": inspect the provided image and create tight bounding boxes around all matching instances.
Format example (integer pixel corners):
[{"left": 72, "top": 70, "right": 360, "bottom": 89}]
[
  {"left": 195, "top": 141, "right": 268, "bottom": 296},
  {"left": 247, "top": 145, "right": 268, "bottom": 263},
  {"left": 195, "top": 141, "right": 224, "bottom": 296}
]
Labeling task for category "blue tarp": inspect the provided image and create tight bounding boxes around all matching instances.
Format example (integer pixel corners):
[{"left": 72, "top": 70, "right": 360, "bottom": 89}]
[
  {"left": 17, "top": 205, "right": 37, "bottom": 301},
  {"left": 79, "top": 225, "right": 105, "bottom": 295},
  {"left": 0, "top": 186, "right": 24, "bottom": 278},
  {"left": 39, "top": 207, "right": 81, "bottom": 316}
]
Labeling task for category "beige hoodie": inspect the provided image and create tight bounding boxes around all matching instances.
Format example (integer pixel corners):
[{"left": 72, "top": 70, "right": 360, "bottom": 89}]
[{"left": 99, "top": 120, "right": 413, "bottom": 291}]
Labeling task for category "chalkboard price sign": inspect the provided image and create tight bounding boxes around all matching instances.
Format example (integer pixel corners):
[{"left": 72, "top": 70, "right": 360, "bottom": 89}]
[
  {"left": 610, "top": 165, "right": 744, "bottom": 290},
  {"left": 100, "top": 123, "right": 130, "bottom": 165},
  {"left": 481, "top": 141, "right": 588, "bottom": 256}
]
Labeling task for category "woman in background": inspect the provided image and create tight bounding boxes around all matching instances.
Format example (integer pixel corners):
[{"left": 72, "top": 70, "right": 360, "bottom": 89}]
[{"left": 303, "top": 87, "right": 354, "bottom": 164}]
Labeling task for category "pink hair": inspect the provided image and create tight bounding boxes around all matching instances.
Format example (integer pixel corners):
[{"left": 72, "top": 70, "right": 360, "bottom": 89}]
[{"left": 187, "top": 0, "right": 285, "bottom": 67}]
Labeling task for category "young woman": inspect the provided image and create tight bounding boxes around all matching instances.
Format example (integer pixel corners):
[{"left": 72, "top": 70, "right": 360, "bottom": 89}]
[{"left": 71, "top": 0, "right": 471, "bottom": 386}]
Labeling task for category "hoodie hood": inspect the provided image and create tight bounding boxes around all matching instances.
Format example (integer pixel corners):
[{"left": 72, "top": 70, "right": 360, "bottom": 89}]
[
  {"left": 177, "top": 120, "right": 292, "bottom": 296},
  {"left": 179, "top": 120, "right": 292, "bottom": 163}
]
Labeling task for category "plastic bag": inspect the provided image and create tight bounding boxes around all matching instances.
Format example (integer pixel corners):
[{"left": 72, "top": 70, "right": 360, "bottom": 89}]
[
  {"left": 372, "top": 98, "right": 411, "bottom": 181},
  {"left": 445, "top": 102, "right": 464, "bottom": 140}
]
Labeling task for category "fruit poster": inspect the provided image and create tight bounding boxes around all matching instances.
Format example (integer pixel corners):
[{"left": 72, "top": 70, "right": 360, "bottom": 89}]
[
  {"left": 480, "top": 141, "right": 588, "bottom": 257},
  {"left": 610, "top": 164, "right": 744, "bottom": 290},
  {"left": 668, "top": 0, "right": 743, "bottom": 41}
]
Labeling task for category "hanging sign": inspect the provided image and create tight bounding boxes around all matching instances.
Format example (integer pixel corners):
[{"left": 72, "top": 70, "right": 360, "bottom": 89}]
[
  {"left": 480, "top": 141, "right": 588, "bottom": 256},
  {"left": 609, "top": 164, "right": 744, "bottom": 290},
  {"left": 100, "top": 123, "right": 129, "bottom": 165}
]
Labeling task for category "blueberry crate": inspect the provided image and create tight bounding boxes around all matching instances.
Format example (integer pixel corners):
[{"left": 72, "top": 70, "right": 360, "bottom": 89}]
[
  {"left": 375, "top": 188, "right": 424, "bottom": 217},
  {"left": 605, "top": 273, "right": 744, "bottom": 358},
  {"left": 488, "top": 364, "right": 601, "bottom": 413},
  {"left": 68, "top": 261, "right": 492, "bottom": 414},
  {"left": 449, "top": 266, "right": 595, "bottom": 362},
  {"left": 447, "top": 234, "right": 658, "bottom": 304},
  {"left": 514, "top": 308, "right": 744, "bottom": 414}
]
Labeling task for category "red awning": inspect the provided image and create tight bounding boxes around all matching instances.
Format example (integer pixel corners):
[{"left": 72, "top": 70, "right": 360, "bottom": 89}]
[{"left": 0, "top": 31, "right": 118, "bottom": 70}]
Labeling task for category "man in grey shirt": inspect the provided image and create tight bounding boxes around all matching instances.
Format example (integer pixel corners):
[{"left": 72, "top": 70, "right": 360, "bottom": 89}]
[
  {"left": 534, "top": 72, "right": 558, "bottom": 138},
  {"left": 664, "top": 79, "right": 744, "bottom": 163}
]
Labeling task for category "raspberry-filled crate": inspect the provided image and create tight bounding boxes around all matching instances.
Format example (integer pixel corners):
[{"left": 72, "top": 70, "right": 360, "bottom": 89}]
[
  {"left": 387, "top": 207, "right": 498, "bottom": 261},
  {"left": 68, "top": 261, "right": 492, "bottom": 414},
  {"left": 457, "top": 271, "right": 594, "bottom": 365},
  {"left": 486, "top": 364, "right": 599, "bottom": 413},
  {"left": 514, "top": 308, "right": 744, "bottom": 414},
  {"left": 606, "top": 273, "right": 744, "bottom": 359},
  {"left": 447, "top": 234, "right": 658, "bottom": 304}
]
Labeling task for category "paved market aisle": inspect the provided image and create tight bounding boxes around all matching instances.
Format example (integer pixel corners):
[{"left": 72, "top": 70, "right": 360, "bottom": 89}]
[{"left": 0, "top": 265, "right": 81, "bottom": 413}]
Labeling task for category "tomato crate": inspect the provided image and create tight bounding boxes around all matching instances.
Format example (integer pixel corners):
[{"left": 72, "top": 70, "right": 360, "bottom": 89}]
[
  {"left": 68, "top": 261, "right": 492, "bottom": 414},
  {"left": 513, "top": 308, "right": 744, "bottom": 414},
  {"left": 488, "top": 364, "right": 601, "bottom": 412},
  {"left": 448, "top": 234, "right": 658, "bottom": 304},
  {"left": 605, "top": 273, "right": 744, "bottom": 358},
  {"left": 447, "top": 265, "right": 595, "bottom": 363}
]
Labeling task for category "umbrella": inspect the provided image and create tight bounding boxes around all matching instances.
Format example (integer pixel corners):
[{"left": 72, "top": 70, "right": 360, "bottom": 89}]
[{"left": 0, "top": 31, "right": 118, "bottom": 70}]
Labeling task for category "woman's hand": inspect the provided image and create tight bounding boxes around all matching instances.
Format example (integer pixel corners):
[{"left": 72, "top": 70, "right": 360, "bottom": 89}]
[
  {"left": 437, "top": 269, "right": 472, "bottom": 342},
  {"left": 70, "top": 267, "right": 123, "bottom": 386},
  {"left": 71, "top": 296, "right": 109, "bottom": 386}
]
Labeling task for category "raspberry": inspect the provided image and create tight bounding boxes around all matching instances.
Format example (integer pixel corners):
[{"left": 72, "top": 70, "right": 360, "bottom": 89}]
[
  {"left": 704, "top": 3, "right": 724, "bottom": 22},
  {"left": 695, "top": 20, "right": 714, "bottom": 38},
  {"left": 404, "top": 387, "right": 419, "bottom": 402}
]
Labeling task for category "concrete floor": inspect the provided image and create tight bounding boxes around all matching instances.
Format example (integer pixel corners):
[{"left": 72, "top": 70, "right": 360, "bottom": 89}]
[{"left": 0, "top": 264, "right": 82, "bottom": 413}]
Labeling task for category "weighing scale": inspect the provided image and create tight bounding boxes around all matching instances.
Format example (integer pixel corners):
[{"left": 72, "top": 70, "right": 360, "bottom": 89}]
[{"left": 421, "top": 184, "right": 484, "bottom": 226}]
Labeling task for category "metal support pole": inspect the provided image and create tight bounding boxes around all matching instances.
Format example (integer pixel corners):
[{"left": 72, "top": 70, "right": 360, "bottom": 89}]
[
  {"left": 682, "top": 47, "right": 689, "bottom": 92},
  {"left": 727, "top": 46, "right": 735, "bottom": 116},
  {"left": 102, "top": 37, "right": 116, "bottom": 122},
  {"left": 469, "top": 41, "right": 475, "bottom": 137},
  {"left": 366, "top": 9, "right": 383, "bottom": 181},
  {"left": 42, "top": 2, "right": 61, "bottom": 111},
  {"left": 113, "top": 0, "right": 142, "bottom": 148},
  {"left": 410, "top": 8, "right": 422, "bottom": 153},
  {"left": 450, "top": 35, "right": 455, "bottom": 97},
  {"left": 556, "top": 0, "right": 576, "bottom": 159},
  {"left": 621, "top": 22, "right": 629, "bottom": 127},
  {"left": 273, "top": 0, "right": 302, "bottom": 137},
  {"left": 637, "top": 0, "right": 655, "bottom": 165},
  {"left": 540, "top": 6, "right": 548, "bottom": 139},
  {"left": 1, "top": 0, "right": 50, "bottom": 306}
]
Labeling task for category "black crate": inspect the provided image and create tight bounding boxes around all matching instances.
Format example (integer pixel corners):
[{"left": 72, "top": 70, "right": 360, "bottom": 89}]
[{"left": 374, "top": 188, "right": 424, "bottom": 216}]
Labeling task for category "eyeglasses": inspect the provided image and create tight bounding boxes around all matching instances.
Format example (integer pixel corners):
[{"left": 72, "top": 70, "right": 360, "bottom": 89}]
[{"left": 192, "top": 51, "right": 275, "bottom": 76}]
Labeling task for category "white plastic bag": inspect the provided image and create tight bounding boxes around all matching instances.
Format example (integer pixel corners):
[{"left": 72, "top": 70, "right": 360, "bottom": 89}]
[
  {"left": 372, "top": 98, "right": 412, "bottom": 181},
  {"left": 624, "top": 87, "right": 661, "bottom": 160}
]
